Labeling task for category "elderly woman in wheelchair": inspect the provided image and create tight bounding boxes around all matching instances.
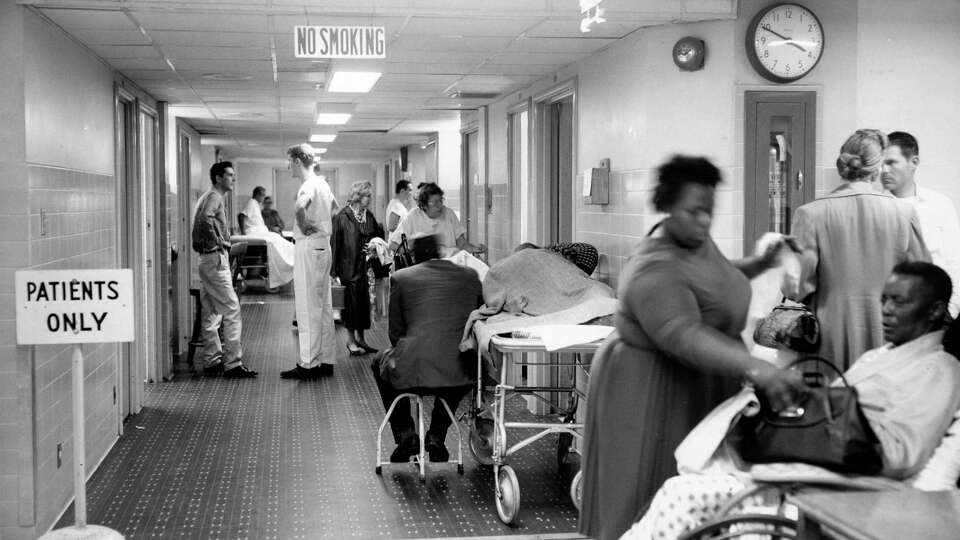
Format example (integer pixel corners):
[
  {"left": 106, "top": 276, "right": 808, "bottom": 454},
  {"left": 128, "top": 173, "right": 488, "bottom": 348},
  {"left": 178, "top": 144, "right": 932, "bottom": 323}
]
[{"left": 622, "top": 262, "right": 960, "bottom": 540}]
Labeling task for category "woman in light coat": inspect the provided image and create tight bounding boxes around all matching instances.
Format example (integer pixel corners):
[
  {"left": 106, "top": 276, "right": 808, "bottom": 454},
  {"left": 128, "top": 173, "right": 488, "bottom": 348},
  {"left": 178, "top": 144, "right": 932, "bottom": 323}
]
[{"left": 788, "top": 129, "right": 929, "bottom": 369}]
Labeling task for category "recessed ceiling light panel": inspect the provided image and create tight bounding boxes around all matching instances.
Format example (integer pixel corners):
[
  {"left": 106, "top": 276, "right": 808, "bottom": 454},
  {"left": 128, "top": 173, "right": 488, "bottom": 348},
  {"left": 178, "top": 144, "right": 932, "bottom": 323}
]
[
  {"left": 327, "top": 71, "right": 382, "bottom": 93},
  {"left": 201, "top": 72, "right": 254, "bottom": 81}
]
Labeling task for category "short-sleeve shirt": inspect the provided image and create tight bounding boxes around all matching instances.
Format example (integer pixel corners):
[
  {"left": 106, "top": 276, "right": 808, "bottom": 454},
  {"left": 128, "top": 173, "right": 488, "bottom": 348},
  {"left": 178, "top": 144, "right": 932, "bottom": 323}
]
[
  {"left": 294, "top": 175, "right": 337, "bottom": 240},
  {"left": 391, "top": 206, "right": 465, "bottom": 257},
  {"left": 241, "top": 198, "right": 267, "bottom": 234}
]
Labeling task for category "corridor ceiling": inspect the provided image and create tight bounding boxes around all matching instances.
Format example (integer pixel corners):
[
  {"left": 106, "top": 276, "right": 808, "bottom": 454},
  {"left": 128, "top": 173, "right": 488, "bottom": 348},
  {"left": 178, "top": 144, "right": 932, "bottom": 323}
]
[{"left": 23, "top": 0, "right": 736, "bottom": 163}]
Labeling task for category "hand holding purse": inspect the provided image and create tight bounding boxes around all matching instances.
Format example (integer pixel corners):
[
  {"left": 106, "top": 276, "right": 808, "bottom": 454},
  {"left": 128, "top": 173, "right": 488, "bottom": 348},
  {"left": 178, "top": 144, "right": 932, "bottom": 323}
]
[{"left": 735, "top": 357, "right": 883, "bottom": 475}]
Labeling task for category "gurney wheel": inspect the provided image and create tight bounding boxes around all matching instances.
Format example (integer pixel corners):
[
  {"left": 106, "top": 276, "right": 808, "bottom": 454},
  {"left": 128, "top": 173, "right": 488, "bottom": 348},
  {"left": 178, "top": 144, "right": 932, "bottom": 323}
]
[
  {"left": 469, "top": 418, "right": 495, "bottom": 465},
  {"left": 495, "top": 465, "right": 520, "bottom": 525},
  {"left": 265, "top": 284, "right": 279, "bottom": 293},
  {"left": 375, "top": 466, "right": 382, "bottom": 475},
  {"left": 570, "top": 470, "right": 583, "bottom": 511}
]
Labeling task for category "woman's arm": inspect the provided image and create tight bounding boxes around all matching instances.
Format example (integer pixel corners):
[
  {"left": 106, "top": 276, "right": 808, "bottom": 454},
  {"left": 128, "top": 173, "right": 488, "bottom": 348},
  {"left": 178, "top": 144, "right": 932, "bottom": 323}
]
[
  {"left": 627, "top": 262, "right": 804, "bottom": 410},
  {"left": 455, "top": 234, "right": 486, "bottom": 255}
]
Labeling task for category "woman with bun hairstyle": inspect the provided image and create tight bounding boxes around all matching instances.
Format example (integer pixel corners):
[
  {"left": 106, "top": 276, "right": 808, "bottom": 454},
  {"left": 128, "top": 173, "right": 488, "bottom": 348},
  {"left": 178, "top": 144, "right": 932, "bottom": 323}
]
[{"left": 787, "top": 129, "right": 929, "bottom": 369}]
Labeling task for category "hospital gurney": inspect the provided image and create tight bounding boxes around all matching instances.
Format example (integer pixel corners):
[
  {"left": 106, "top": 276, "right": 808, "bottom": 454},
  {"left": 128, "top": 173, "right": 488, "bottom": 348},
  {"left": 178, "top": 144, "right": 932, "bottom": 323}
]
[
  {"left": 468, "top": 325, "right": 603, "bottom": 524},
  {"left": 231, "top": 233, "right": 294, "bottom": 293}
]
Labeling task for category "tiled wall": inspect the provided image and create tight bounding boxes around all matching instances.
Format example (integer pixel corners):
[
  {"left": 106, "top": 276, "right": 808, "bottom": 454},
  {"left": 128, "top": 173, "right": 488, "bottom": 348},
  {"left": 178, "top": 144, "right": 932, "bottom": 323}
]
[
  {"left": 27, "top": 164, "right": 119, "bottom": 529},
  {"left": 576, "top": 167, "right": 742, "bottom": 291}
]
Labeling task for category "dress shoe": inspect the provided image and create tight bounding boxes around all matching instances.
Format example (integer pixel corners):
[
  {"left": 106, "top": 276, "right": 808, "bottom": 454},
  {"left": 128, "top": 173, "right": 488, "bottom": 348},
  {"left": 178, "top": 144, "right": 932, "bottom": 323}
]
[
  {"left": 280, "top": 365, "right": 321, "bottom": 380},
  {"left": 425, "top": 434, "right": 449, "bottom": 462},
  {"left": 223, "top": 365, "right": 258, "bottom": 378},
  {"left": 202, "top": 363, "right": 224, "bottom": 376},
  {"left": 318, "top": 363, "right": 334, "bottom": 377},
  {"left": 358, "top": 343, "right": 379, "bottom": 354},
  {"left": 347, "top": 346, "right": 365, "bottom": 356},
  {"left": 390, "top": 434, "right": 420, "bottom": 463}
]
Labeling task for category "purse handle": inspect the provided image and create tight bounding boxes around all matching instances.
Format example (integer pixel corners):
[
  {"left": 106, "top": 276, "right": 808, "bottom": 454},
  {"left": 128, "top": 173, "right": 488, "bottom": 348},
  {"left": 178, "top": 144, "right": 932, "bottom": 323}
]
[
  {"left": 785, "top": 355, "right": 851, "bottom": 388},
  {"left": 780, "top": 355, "right": 852, "bottom": 423}
]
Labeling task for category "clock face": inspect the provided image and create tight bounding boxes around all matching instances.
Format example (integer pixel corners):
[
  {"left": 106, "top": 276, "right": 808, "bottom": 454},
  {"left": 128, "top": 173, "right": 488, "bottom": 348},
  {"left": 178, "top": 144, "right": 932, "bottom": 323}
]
[{"left": 747, "top": 3, "right": 824, "bottom": 83}]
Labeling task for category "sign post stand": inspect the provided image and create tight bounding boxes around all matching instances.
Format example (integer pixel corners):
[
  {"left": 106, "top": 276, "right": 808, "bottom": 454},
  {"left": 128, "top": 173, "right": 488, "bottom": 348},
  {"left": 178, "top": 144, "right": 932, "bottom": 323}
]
[
  {"left": 71, "top": 343, "right": 87, "bottom": 529},
  {"left": 17, "top": 270, "right": 134, "bottom": 540}
]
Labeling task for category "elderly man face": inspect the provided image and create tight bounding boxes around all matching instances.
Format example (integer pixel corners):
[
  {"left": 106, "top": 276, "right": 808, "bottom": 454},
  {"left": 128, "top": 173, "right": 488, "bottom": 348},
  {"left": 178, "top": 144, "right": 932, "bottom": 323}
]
[
  {"left": 263, "top": 197, "right": 274, "bottom": 210},
  {"left": 881, "top": 272, "right": 941, "bottom": 346}
]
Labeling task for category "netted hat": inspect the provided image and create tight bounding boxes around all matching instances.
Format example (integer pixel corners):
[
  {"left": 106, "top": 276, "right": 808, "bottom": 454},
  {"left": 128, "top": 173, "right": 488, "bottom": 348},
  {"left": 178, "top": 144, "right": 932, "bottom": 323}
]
[{"left": 549, "top": 242, "right": 599, "bottom": 276}]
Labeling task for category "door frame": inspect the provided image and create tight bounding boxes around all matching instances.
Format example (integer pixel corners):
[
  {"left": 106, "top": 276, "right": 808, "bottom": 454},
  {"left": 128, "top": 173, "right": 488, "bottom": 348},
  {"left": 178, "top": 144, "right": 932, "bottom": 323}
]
[
  {"left": 743, "top": 90, "right": 817, "bottom": 253},
  {"left": 532, "top": 78, "right": 577, "bottom": 246},
  {"left": 114, "top": 84, "right": 145, "bottom": 431}
]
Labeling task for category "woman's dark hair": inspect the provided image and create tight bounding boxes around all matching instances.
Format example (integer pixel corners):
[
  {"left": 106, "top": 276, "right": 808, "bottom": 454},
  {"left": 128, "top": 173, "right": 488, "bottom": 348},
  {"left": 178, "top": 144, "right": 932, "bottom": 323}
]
[
  {"left": 417, "top": 182, "right": 444, "bottom": 210},
  {"left": 395, "top": 180, "right": 411, "bottom": 194},
  {"left": 652, "top": 155, "right": 721, "bottom": 212}
]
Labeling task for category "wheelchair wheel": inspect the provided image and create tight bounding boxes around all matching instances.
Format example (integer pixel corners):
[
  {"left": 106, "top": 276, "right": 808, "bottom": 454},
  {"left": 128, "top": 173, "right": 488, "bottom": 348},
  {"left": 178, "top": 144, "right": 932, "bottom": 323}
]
[
  {"left": 495, "top": 465, "right": 520, "bottom": 525},
  {"left": 570, "top": 470, "right": 583, "bottom": 511},
  {"left": 469, "top": 417, "right": 495, "bottom": 465}
]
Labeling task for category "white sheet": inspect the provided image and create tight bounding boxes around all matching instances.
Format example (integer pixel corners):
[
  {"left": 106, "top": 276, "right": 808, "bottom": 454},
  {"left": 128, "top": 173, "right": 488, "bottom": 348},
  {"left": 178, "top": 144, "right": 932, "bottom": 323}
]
[{"left": 232, "top": 231, "right": 295, "bottom": 288}]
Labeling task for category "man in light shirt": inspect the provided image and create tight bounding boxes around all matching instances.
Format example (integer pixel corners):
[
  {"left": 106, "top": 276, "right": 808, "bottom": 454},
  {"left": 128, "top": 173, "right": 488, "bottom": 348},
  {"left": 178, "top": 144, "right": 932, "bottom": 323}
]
[
  {"left": 282, "top": 143, "right": 339, "bottom": 380},
  {"left": 882, "top": 131, "right": 960, "bottom": 316},
  {"left": 239, "top": 186, "right": 267, "bottom": 234},
  {"left": 385, "top": 180, "right": 413, "bottom": 233}
]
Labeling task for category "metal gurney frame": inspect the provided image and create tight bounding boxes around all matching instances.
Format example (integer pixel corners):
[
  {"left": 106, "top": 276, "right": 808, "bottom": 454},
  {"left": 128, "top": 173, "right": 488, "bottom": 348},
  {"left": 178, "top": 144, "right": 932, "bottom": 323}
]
[
  {"left": 230, "top": 234, "right": 283, "bottom": 293},
  {"left": 468, "top": 330, "right": 599, "bottom": 525}
]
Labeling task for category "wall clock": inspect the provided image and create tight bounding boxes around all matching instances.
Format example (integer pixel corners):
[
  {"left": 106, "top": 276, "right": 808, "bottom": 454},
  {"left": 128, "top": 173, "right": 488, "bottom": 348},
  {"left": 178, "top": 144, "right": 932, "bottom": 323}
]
[{"left": 746, "top": 3, "right": 824, "bottom": 83}]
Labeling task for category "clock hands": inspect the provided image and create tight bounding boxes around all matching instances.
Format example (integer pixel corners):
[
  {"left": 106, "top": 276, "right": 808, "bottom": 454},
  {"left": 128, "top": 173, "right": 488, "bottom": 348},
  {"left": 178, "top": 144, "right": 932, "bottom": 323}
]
[{"left": 760, "top": 25, "right": 807, "bottom": 52}]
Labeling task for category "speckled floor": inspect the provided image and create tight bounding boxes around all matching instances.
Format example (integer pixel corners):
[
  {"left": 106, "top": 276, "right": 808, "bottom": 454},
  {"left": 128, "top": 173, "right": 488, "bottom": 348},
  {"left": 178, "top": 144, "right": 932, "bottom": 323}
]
[{"left": 57, "top": 289, "right": 587, "bottom": 539}]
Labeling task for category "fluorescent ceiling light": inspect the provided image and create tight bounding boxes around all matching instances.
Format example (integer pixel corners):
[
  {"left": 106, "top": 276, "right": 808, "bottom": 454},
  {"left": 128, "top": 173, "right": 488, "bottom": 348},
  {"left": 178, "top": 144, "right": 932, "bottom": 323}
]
[
  {"left": 309, "top": 133, "right": 337, "bottom": 143},
  {"left": 315, "top": 113, "right": 351, "bottom": 125},
  {"left": 314, "top": 103, "right": 354, "bottom": 125},
  {"left": 327, "top": 71, "right": 382, "bottom": 93}
]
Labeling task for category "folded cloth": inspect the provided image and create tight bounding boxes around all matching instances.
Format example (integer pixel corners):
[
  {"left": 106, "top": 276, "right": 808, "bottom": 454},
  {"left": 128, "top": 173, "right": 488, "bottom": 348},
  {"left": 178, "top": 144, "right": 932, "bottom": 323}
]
[
  {"left": 461, "top": 296, "right": 617, "bottom": 354},
  {"left": 675, "top": 386, "right": 760, "bottom": 475},
  {"left": 368, "top": 237, "right": 391, "bottom": 266},
  {"left": 512, "top": 324, "right": 613, "bottom": 352}
]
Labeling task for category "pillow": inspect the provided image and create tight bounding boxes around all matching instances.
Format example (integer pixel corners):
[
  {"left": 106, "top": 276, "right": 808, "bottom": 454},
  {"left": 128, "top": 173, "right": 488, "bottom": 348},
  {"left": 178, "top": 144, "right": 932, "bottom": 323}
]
[{"left": 909, "top": 408, "right": 960, "bottom": 491}]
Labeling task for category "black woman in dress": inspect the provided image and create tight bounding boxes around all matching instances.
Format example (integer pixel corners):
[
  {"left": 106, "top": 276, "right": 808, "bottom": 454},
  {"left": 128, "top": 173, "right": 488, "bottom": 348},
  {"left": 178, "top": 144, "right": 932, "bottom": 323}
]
[
  {"left": 579, "top": 156, "right": 805, "bottom": 540},
  {"left": 331, "top": 181, "right": 384, "bottom": 355}
]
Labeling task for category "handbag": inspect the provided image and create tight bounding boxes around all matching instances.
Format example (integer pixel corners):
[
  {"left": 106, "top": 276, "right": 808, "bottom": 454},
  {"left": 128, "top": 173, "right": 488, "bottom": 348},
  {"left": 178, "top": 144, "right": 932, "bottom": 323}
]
[
  {"left": 736, "top": 357, "right": 883, "bottom": 475},
  {"left": 393, "top": 234, "right": 414, "bottom": 271},
  {"left": 753, "top": 300, "right": 820, "bottom": 353}
]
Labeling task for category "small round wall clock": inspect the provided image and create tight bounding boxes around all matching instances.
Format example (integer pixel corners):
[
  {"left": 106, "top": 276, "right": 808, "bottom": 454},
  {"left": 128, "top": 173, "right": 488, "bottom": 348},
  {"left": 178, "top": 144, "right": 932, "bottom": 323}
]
[{"left": 746, "top": 3, "right": 824, "bottom": 83}]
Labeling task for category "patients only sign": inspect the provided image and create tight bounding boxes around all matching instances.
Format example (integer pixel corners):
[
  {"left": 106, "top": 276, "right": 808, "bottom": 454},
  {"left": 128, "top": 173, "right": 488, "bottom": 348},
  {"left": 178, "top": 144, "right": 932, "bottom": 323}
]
[
  {"left": 15, "top": 269, "right": 135, "bottom": 345},
  {"left": 294, "top": 25, "right": 386, "bottom": 58}
]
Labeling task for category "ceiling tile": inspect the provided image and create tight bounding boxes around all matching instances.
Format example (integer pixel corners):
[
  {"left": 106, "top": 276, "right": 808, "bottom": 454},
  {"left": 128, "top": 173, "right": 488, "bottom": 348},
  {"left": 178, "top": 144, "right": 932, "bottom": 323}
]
[{"left": 133, "top": 11, "right": 269, "bottom": 33}]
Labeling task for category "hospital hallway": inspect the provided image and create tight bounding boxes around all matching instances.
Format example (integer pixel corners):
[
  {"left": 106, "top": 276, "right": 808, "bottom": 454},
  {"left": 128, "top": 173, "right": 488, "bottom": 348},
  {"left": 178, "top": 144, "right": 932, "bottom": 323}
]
[{"left": 53, "top": 289, "right": 584, "bottom": 540}]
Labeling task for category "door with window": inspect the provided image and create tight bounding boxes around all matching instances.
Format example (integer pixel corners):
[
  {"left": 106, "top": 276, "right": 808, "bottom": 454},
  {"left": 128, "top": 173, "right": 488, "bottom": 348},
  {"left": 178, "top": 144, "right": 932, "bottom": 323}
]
[{"left": 744, "top": 91, "right": 816, "bottom": 253}]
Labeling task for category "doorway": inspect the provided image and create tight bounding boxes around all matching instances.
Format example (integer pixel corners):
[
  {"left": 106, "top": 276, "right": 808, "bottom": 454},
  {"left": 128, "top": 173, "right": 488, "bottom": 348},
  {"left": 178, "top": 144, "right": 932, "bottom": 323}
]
[
  {"left": 115, "top": 87, "right": 144, "bottom": 426},
  {"left": 461, "top": 128, "right": 485, "bottom": 255},
  {"left": 533, "top": 84, "right": 576, "bottom": 245}
]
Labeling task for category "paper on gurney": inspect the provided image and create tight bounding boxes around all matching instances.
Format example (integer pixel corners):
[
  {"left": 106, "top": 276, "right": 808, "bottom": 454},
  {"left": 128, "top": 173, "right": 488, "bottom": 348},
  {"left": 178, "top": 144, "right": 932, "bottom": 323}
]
[{"left": 514, "top": 324, "right": 613, "bottom": 352}]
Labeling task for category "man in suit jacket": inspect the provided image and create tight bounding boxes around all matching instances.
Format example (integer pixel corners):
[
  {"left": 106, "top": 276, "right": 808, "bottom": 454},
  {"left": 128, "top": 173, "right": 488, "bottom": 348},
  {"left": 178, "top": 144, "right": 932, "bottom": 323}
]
[{"left": 372, "top": 234, "right": 483, "bottom": 463}]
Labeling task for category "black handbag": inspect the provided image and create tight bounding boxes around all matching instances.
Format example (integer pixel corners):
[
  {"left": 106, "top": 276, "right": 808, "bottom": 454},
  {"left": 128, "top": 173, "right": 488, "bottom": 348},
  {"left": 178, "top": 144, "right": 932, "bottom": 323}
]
[
  {"left": 753, "top": 301, "right": 821, "bottom": 353},
  {"left": 736, "top": 357, "right": 883, "bottom": 475},
  {"left": 393, "top": 234, "right": 414, "bottom": 271}
]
